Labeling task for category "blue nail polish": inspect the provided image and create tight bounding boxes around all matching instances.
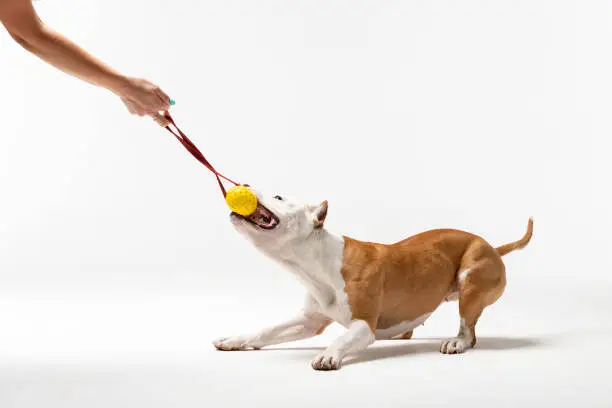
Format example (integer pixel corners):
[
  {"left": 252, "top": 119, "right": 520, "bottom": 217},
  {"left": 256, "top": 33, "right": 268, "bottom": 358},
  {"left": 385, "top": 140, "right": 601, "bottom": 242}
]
[{"left": 170, "top": 99, "right": 176, "bottom": 106}]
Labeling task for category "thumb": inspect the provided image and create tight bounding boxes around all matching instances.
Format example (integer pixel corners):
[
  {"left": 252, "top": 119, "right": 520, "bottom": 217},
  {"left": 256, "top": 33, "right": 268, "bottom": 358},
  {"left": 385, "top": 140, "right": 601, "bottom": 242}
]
[{"left": 151, "top": 112, "right": 170, "bottom": 127}]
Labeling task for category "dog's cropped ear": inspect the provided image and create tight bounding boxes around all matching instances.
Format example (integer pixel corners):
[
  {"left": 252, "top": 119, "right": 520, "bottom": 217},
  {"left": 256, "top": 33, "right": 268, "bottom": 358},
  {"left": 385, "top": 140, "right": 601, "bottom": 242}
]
[{"left": 311, "top": 200, "right": 328, "bottom": 229}]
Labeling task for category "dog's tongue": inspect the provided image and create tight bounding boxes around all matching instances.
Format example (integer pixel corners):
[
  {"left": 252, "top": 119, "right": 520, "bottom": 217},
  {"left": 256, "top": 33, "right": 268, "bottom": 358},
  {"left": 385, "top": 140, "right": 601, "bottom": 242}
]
[
  {"left": 247, "top": 204, "right": 278, "bottom": 229},
  {"left": 250, "top": 205, "right": 270, "bottom": 222}
]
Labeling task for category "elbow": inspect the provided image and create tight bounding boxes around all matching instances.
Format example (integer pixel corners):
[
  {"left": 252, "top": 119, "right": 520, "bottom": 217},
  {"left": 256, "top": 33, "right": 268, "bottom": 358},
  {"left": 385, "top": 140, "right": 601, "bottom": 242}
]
[
  {"left": 9, "top": 31, "right": 32, "bottom": 50},
  {"left": 7, "top": 23, "right": 48, "bottom": 52}
]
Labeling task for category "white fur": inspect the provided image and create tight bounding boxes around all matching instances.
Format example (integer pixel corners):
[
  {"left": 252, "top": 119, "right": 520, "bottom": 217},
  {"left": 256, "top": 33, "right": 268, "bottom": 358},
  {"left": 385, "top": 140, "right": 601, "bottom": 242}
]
[
  {"left": 311, "top": 320, "right": 375, "bottom": 370},
  {"left": 230, "top": 188, "right": 352, "bottom": 326},
  {"left": 440, "top": 318, "right": 474, "bottom": 354},
  {"left": 444, "top": 268, "right": 471, "bottom": 302},
  {"left": 213, "top": 308, "right": 330, "bottom": 350},
  {"left": 458, "top": 268, "right": 471, "bottom": 283},
  {"left": 375, "top": 313, "right": 432, "bottom": 340}
]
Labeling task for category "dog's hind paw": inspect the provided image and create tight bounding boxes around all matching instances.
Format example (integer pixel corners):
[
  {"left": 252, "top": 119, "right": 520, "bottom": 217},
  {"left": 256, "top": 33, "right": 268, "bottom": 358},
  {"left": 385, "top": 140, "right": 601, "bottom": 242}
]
[{"left": 440, "top": 337, "right": 473, "bottom": 354}]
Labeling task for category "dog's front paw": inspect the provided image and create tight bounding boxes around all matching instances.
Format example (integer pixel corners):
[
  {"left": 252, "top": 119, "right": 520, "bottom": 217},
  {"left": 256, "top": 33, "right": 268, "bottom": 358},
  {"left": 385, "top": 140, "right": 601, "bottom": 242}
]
[
  {"left": 311, "top": 351, "right": 342, "bottom": 371},
  {"left": 213, "top": 336, "right": 259, "bottom": 351},
  {"left": 440, "top": 337, "right": 473, "bottom": 354}
]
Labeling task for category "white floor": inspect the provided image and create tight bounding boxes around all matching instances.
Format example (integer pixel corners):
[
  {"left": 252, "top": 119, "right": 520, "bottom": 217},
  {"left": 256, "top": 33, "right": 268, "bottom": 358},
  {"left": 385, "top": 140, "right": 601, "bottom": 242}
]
[
  {"left": 2, "top": 1, "right": 610, "bottom": 406},
  {"left": 1, "top": 276, "right": 610, "bottom": 408}
]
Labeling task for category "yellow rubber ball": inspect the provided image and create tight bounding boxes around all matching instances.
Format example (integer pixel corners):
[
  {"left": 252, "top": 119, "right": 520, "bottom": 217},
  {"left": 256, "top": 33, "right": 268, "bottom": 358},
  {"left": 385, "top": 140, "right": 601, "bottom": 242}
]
[{"left": 225, "top": 185, "right": 258, "bottom": 216}]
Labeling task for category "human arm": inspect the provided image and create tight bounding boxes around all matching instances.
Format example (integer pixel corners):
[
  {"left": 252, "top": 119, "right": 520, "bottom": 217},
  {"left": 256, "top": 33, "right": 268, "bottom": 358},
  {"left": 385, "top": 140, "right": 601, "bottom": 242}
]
[{"left": 0, "top": 0, "right": 171, "bottom": 123}]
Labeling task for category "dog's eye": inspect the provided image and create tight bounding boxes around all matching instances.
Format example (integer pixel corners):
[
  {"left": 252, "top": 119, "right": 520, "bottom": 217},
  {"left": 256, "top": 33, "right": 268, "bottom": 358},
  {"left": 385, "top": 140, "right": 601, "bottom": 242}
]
[{"left": 274, "top": 195, "right": 284, "bottom": 201}]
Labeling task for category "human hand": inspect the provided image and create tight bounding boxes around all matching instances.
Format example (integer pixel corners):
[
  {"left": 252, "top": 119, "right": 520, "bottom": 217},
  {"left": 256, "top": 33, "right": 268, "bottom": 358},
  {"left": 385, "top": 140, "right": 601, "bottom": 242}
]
[
  {"left": 117, "top": 77, "right": 172, "bottom": 126},
  {"left": 151, "top": 111, "right": 171, "bottom": 127}
]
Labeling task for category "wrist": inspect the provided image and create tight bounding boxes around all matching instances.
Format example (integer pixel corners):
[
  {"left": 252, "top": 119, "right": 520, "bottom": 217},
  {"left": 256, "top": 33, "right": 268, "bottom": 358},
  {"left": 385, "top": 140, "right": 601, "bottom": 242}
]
[{"left": 106, "top": 74, "right": 133, "bottom": 97}]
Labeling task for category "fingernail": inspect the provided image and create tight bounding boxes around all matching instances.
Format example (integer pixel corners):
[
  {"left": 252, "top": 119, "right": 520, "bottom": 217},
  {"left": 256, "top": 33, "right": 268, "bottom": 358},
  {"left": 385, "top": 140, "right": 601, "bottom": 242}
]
[{"left": 170, "top": 99, "right": 176, "bottom": 106}]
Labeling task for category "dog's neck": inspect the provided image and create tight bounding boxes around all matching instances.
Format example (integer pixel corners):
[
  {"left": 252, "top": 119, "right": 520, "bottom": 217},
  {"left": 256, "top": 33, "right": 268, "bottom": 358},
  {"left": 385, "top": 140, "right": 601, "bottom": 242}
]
[{"left": 270, "top": 228, "right": 346, "bottom": 306}]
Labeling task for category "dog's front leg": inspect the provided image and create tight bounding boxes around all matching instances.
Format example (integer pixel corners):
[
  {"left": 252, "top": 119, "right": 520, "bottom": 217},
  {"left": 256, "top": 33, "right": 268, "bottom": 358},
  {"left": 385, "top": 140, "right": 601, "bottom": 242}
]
[
  {"left": 311, "top": 320, "right": 375, "bottom": 371},
  {"left": 213, "top": 312, "right": 331, "bottom": 351}
]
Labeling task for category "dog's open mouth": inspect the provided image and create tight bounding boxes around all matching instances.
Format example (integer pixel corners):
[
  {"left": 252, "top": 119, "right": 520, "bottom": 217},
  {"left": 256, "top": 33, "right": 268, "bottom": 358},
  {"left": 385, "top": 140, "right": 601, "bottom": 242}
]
[{"left": 233, "top": 203, "right": 280, "bottom": 230}]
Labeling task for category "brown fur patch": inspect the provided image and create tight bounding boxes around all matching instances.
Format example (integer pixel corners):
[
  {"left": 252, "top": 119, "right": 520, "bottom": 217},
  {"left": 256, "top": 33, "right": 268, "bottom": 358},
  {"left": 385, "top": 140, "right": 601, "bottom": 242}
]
[{"left": 339, "top": 219, "right": 532, "bottom": 335}]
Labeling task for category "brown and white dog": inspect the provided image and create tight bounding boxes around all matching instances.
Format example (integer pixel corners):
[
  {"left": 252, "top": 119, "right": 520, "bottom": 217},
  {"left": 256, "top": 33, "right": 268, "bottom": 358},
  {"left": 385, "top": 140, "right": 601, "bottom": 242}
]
[{"left": 214, "top": 187, "right": 533, "bottom": 371}]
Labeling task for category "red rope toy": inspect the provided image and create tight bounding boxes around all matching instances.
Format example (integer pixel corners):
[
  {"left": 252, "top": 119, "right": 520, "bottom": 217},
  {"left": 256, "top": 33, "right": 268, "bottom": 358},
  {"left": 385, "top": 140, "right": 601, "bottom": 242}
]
[
  {"left": 163, "top": 112, "right": 238, "bottom": 197},
  {"left": 162, "top": 112, "right": 259, "bottom": 216}
]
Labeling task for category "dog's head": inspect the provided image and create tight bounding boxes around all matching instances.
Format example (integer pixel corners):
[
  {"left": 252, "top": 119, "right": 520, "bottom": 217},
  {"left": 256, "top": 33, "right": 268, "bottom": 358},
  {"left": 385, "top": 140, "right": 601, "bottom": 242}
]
[{"left": 230, "top": 185, "right": 328, "bottom": 251}]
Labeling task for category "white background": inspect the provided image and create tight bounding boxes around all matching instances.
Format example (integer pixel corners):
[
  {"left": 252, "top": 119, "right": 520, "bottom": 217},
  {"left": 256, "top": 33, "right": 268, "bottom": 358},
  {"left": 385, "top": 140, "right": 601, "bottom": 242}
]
[{"left": 1, "top": 1, "right": 611, "bottom": 407}]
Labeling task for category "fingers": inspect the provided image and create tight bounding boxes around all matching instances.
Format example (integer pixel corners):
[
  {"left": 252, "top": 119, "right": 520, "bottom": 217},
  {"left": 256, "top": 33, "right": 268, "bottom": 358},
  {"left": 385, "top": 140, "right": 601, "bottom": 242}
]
[
  {"left": 123, "top": 96, "right": 168, "bottom": 117},
  {"left": 151, "top": 112, "right": 170, "bottom": 127},
  {"left": 120, "top": 78, "right": 173, "bottom": 121},
  {"left": 123, "top": 99, "right": 137, "bottom": 115},
  {"left": 129, "top": 93, "right": 170, "bottom": 116},
  {"left": 154, "top": 87, "right": 171, "bottom": 109},
  {"left": 124, "top": 98, "right": 170, "bottom": 127},
  {"left": 122, "top": 98, "right": 146, "bottom": 116},
  {"left": 145, "top": 86, "right": 170, "bottom": 113}
]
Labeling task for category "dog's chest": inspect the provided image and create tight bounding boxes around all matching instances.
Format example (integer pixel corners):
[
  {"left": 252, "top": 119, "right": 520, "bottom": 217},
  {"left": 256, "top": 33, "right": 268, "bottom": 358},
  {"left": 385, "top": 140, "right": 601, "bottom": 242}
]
[
  {"left": 291, "top": 268, "right": 353, "bottom": 326},
  {"left": 317, "top": 290, "right": 353, "bottom": 327},
  {"left": 274, "top": 232, "right": 352, "bottom": 324}
]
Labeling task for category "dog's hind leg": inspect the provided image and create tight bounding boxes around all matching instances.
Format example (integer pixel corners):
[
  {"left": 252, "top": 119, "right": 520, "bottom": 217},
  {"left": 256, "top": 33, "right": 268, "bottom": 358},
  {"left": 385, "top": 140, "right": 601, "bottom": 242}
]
[
  {"left": 391, "top": 330, "right": 413, "bottom": 340},
  {"left": 440, "top": 243, "right": 506, "bottom": 354}
]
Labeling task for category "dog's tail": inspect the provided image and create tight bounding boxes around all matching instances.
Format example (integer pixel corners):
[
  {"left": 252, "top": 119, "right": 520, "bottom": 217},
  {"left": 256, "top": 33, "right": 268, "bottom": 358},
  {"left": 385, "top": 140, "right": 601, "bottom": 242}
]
[{"left": 495, "top": 217, "right": 533, "bottom": 257}]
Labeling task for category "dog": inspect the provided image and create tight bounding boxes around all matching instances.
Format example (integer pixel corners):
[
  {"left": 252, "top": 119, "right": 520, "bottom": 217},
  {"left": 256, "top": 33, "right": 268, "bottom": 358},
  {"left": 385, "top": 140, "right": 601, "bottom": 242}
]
[{"left": 213, "top": 187, "right": 533, "bottom": 371}]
